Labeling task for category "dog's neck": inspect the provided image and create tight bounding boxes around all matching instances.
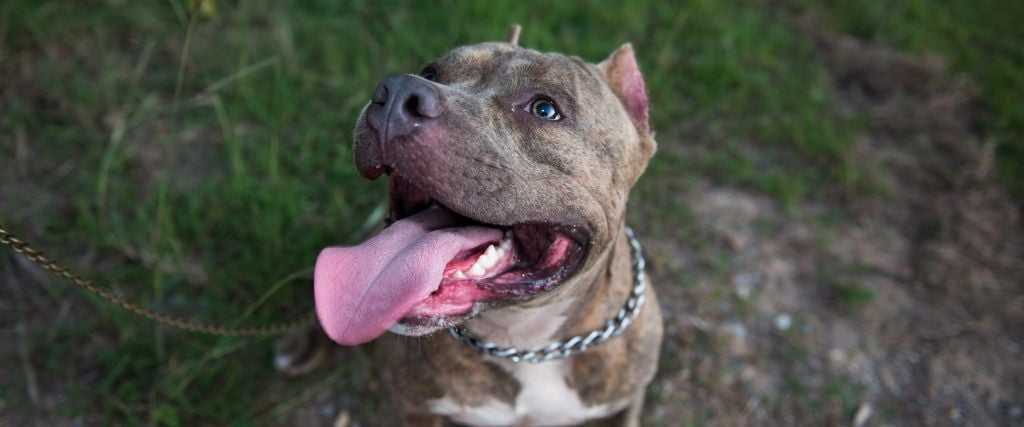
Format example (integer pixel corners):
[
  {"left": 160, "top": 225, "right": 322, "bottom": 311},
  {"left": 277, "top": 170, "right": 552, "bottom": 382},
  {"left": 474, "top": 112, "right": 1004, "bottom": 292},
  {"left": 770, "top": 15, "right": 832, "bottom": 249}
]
[{"left": 465, "top": 221, "right": 633, "bottom": 349}]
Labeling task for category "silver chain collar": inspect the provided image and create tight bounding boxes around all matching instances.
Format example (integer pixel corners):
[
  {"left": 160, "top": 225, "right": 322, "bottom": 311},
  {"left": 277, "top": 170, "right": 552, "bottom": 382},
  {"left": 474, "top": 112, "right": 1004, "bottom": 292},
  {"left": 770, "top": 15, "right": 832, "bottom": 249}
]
[{"left": 448, "top": 226, "right": 647, "bottom": 364}]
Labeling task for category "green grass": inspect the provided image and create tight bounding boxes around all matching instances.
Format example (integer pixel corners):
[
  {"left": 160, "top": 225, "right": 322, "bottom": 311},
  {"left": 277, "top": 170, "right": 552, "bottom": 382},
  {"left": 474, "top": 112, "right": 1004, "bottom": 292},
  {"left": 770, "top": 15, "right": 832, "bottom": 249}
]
[
  {"left": 806, "top": 0, "right": 1024, "bottom": 197},
  {"left": 0, "top": 0, "right": 1020, "bottom": 424},
  {"left": 825, "top": 277, "right": 877, "bottom": 311}
]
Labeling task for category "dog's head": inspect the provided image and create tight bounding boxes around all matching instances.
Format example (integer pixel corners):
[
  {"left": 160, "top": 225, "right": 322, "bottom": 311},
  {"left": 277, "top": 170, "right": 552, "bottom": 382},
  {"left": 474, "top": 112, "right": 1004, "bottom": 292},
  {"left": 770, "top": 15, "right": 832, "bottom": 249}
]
[{"left": 315, "top": 29, "right": 655, "bottom": 344}]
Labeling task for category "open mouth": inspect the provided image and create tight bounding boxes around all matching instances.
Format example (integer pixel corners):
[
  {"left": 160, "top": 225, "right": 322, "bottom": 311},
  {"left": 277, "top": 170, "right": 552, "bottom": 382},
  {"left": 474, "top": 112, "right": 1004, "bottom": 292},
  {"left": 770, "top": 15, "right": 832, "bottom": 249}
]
[
  {"left": 313, "top": 171, "right": 589, "bottom": 345},
  {"left": 387, "top": 173, "right": 589, "bottom": 328}
]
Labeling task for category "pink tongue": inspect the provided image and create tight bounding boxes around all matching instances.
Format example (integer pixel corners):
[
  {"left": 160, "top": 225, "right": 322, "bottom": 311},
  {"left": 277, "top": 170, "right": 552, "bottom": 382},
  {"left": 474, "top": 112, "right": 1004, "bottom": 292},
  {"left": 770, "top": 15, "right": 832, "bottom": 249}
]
[{"left": 314, "top": 207, "right": 501, "bottom": 345}]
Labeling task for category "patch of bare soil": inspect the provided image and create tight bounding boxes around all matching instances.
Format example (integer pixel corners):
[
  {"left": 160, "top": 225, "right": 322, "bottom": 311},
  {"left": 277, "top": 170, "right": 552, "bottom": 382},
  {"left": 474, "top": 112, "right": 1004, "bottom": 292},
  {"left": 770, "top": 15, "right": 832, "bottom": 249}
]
[{"left": 640, "top": 29, "right": 1024, "bottom": 426}]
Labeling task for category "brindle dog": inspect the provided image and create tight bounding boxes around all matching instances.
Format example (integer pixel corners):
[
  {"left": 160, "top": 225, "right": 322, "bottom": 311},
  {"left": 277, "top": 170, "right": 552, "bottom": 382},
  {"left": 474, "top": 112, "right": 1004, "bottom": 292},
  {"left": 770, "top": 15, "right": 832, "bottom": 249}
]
[{"left": 312, "top": 27, "right": 662, "bottom": 426}]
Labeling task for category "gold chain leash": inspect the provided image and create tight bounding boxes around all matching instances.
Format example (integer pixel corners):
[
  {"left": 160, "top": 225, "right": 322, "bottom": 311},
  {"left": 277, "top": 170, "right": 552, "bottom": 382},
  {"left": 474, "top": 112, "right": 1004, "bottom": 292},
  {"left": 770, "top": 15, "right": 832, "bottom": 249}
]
[{"left": 0, "top": 225, "right": 316, "bottom": 337}]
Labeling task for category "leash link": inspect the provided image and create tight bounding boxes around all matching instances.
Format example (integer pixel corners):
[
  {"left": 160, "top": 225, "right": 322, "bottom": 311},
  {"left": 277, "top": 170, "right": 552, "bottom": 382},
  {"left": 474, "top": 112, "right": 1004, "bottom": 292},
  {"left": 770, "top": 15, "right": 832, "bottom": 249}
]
[{"left": 0, "top": 225, "right": 315, "bottom": 337}]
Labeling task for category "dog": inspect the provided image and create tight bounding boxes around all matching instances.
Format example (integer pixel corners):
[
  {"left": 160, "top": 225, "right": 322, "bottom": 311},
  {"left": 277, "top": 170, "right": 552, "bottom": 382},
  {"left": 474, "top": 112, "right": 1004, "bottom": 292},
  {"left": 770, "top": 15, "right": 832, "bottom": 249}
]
[{"left": 313, "top": 26, "right": 662, "bottom": 426}]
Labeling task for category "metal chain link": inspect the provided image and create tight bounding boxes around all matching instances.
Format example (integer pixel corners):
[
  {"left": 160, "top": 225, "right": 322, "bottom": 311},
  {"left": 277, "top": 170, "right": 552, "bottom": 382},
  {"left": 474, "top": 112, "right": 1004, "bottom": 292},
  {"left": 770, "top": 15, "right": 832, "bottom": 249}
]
[
  {"left": 0, "top": 225, "right": 315, "bottom": 337},
  {"left": 449, "top": 226, "right": 647, "bottom": 363}
]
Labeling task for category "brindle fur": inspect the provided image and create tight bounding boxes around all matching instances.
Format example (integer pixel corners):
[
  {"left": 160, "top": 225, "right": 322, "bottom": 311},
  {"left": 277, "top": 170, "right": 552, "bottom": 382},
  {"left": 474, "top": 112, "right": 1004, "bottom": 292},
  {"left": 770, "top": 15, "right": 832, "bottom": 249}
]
[{"left": 357, "top": 36, "right": 661, "bottom": 426}]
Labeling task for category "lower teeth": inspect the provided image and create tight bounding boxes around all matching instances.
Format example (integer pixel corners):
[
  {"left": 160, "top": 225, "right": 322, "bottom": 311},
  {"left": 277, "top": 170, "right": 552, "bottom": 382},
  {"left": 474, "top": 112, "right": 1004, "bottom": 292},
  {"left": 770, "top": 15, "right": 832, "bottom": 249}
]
[{"left": 455, "top": 234, "right": 513, "bottom": 279}]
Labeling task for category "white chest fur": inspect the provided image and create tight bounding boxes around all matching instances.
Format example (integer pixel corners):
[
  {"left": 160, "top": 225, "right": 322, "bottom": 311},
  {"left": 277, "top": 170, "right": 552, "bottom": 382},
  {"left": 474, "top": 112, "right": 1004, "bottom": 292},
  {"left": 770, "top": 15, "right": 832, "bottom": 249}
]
[
  {"left": 429, "top": 359, "right": 627, "bottom": 426},
  {"left": 427, "top": 297, "right": 628, "bottom": 426}
]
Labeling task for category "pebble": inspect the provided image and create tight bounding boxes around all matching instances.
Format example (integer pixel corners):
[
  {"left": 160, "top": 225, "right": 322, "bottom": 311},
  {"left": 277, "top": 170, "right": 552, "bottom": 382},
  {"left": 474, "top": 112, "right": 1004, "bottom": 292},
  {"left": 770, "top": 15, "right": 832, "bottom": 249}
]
[
  {"left": 852, "top": 402, "right": 873, "bottom": 427},
  {"left": 774, "top": 313, "right": 792, "bottom": 331},
  {"left": 733, "top": 272, "right": 757, "bottom": 299},
  {"left": 1010, "top": 405, "right": 1023, "bottom": 419},
  {"left": 722, "top": 322, "right": 751, "bottom": 355}
]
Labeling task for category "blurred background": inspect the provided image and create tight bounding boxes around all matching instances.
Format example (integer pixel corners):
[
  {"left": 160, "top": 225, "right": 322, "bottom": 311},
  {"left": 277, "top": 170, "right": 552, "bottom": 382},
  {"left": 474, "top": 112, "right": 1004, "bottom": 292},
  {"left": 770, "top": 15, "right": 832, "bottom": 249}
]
[{"left": 2, "top": 0, "right": 1022, "bottom": 425}]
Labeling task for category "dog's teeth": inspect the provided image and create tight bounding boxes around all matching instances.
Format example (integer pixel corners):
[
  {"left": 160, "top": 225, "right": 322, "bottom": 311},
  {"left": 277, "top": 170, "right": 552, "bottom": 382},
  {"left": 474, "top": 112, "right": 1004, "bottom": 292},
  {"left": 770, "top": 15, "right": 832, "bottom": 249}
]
[
  {"left": 478, "top": 257, "right": 494, "bottom": 269},
  {"left": 466, "top": 241, "right": 508, "bottom": 278},
  {"left": 452, "top": 270, "right": 466, "bottom": 279},
  {"left": 470, "top": 244, "right": 496, "bottom": 270},
  {"left": 467, "top": 264, "right": 485, "bottom": 276},
  {"left": 479, "top": 245, "right": 498, "bottom": 268}
]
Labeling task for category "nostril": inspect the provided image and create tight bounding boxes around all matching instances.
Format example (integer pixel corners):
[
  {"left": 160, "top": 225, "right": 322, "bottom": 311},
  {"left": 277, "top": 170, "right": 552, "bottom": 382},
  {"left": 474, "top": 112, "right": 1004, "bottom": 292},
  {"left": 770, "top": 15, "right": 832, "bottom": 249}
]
[
  {"left": 408, "top": 89, "right": 442, "bottom": 119},
  {"left": 403, "top": 95, "right": 423, "bottom": 117}
]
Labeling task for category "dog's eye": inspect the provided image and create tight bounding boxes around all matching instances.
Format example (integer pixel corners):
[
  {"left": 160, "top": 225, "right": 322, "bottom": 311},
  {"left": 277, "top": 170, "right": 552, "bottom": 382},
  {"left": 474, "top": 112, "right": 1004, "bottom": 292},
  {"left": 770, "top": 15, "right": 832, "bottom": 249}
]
[
  {"left": 420, "top": 67, "right": 438, "bottom": 82},
  {"left": 530, "top": 99, "right": 561, "bottom": 121}
]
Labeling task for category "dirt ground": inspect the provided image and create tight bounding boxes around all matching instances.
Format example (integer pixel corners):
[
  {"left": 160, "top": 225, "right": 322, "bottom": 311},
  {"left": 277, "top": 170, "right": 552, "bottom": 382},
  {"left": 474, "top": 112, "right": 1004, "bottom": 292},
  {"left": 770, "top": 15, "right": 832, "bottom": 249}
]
[
  {"left": 634, "top": 28, "right": 1024, "bottom": 426},
  {"left": 2, "top": 22, "right": 1022, "bottom": 427}
]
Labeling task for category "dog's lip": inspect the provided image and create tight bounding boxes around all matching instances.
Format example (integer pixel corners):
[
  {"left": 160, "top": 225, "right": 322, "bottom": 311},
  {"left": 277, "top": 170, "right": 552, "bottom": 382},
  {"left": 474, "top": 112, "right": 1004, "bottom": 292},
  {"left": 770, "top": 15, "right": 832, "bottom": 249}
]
[
  {"left": 390, "top": 310, "right": 477, "bottom": 336},
  {"left": 386, "top": 171, "right": 592, "bottom": 246}
]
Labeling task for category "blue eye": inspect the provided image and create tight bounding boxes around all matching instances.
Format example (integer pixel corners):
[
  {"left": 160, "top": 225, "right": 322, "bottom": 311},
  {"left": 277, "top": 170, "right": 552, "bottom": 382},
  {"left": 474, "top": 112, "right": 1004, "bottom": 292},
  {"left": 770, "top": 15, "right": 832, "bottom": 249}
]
[{"left": 530, "top": 99, "right": 561, "bottom": 121}]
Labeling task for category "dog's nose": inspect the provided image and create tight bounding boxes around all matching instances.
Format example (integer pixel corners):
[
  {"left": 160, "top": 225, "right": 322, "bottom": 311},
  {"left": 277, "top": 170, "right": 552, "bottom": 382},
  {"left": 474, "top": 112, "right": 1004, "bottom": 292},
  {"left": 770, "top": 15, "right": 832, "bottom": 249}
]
[
  {"left": 369, "top": 75, "right": 444, "bottom": 140},
  {"left": 358, "top": 75, "right": 445, "bottom": 179}
]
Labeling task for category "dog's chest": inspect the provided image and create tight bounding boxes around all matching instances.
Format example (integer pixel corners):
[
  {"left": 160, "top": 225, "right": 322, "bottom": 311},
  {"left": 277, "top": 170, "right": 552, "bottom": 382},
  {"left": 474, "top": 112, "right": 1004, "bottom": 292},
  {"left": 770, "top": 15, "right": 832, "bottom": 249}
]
[
  {"left": 426, "top": 296, "right": 628, "bottom": 424},
  {"left": 428, "top": 359, "right": 627, "bottom": 425}
]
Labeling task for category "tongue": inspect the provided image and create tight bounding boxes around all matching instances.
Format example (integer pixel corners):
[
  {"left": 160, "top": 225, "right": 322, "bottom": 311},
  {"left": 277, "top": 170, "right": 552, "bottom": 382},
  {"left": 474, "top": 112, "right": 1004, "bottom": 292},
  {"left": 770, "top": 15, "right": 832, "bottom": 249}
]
[{"left": 314, "top": 207, "right": 502, "bottom": 345}]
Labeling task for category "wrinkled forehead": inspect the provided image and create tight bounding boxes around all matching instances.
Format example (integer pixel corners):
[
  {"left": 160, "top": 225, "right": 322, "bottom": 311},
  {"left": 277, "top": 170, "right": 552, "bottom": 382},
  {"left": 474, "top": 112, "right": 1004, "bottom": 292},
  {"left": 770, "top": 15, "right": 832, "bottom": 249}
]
[{"left": 431, "top": 42, "right": 602, "bottom": 97}]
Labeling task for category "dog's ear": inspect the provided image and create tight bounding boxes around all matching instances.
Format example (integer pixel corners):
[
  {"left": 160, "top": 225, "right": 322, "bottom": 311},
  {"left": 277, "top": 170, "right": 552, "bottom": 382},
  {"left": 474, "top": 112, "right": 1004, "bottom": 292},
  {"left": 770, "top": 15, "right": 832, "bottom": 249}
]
[
  {"left": 506, "top": 24, "right": 522, "bottom": 46},
  {"left": 598, "top": 43, "right": 650, "bottom": 136}
]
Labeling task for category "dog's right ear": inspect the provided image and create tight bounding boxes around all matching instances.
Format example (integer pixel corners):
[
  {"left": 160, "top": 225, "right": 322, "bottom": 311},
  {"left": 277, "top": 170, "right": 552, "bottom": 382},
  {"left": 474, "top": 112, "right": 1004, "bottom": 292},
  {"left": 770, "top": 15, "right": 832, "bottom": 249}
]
[
  {"left": 598, "top": 43, "right": 651, "bottom": 137},
  {"left": 506, "top": 24, "right": 522, "bottom": 46}
]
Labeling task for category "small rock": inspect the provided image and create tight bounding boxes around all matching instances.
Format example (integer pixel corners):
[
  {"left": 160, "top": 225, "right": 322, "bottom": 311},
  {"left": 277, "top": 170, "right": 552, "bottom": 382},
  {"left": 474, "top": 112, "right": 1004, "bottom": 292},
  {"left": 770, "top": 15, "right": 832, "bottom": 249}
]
[
  {"left": 852, "top": 402, "right": 873, "bottom": 427},
  {"left": 949, "top": 406, "right": 962, "bottom": 422},
  {"left": 740, "top": 366, "right": 758, "bottom": 382},
  {"left": 333, "top": 409, "right": 351, "bottom": 427},
  {"left": 774, "top": 314, "right": 792, "bottom": 331},
  {"left": 1010, "top": 405, "right": 1023, "bottom": 419},
  {"left": 828, "top": 348, "right": 847, "bottom": 366},
  {"left": 723, "top": 322, "right": 748, "bottom": 339},
  {"left": 722, "top": 322, "right": 751, "bottom": 356},
  {"left": 733, "top": 272, "right": 757, "bottom": 299},
  {"left": 686, "top": 315, "right": 712, "bottom": 331}
]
